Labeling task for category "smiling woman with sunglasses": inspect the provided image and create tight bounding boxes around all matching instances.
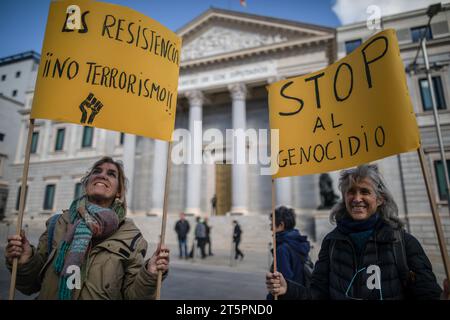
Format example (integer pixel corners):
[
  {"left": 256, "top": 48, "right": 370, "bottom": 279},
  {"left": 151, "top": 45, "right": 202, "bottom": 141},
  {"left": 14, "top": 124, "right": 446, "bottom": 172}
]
[{"left": 266, "top": 164, "right": 447, "bottom": 300}]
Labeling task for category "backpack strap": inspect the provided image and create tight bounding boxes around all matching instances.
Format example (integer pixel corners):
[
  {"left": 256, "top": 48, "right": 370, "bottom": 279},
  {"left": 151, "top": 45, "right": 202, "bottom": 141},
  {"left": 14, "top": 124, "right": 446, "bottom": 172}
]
[
  {"left": 47, "top": 211, "right": 63, "bottom": 256},
  {"left": 329, "top": 238, "right": 336, "bottom": 265},
  {"left": 281, "top": 242, "right": 313, "bottom": 287},
  {"left": 393, "top": 228, "right": 415, "bottom": 289}
]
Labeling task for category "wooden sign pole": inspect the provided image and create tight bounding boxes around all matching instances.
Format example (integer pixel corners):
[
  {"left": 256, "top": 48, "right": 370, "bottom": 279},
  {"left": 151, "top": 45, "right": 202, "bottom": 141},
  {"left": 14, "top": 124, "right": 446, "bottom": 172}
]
[
  {"left": 417, "top": 147, "right": 450, "bottom": 298},
  {"left": 271, "top": 179, "right": 278, "bottom": 300},
  {"left": 155, "top": 141, "right": 173, "bottom": 300},
  {"left": 9, "top": 118, "right": 35, "bottom": 300}
]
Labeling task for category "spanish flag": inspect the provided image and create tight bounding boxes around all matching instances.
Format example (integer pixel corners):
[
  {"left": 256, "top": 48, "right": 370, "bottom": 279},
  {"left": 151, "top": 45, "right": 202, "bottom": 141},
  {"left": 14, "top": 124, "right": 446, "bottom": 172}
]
[{"left": 240, "top": 0, "right": 247, "bottom": 7}]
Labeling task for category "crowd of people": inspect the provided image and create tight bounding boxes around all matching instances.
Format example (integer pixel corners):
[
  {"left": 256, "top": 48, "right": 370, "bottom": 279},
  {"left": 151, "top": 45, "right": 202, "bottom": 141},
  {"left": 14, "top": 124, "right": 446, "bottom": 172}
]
[
  {"left": 5, "top": 158, "right": 448, "bottom": 300},
  {"left": 174, "top": 214, "right": 244, "bottom": 261}
]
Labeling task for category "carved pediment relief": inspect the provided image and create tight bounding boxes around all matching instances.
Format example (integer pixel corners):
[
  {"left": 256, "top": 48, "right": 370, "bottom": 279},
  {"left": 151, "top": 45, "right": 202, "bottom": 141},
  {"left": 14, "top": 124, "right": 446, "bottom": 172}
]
[
  {"left": 179, "top": 9, "right": 333, "bottom": 63},
  {"left": 182, "top": 26, "right": 289, "bottom": 61}
]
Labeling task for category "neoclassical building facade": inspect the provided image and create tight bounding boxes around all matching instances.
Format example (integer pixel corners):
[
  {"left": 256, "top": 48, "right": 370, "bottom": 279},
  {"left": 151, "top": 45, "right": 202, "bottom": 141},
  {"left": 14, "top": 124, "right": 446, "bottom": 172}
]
[
  {"left": 3, "top": 8, "right": 450, "bottom": 282},
  {"left": 5, "top": 8, "right": 336, "bottom": 219}
]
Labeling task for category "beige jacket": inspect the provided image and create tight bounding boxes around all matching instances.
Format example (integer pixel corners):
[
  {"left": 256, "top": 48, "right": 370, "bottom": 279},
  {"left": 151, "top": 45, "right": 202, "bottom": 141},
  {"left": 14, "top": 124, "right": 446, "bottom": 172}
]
[{"left": 8, "top": 211, "right": 165, "bottom": 299}]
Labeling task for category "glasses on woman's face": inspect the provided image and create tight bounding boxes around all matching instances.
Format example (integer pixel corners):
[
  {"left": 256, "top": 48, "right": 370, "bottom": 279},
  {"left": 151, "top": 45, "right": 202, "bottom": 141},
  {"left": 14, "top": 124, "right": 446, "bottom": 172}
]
[{"left": 345, "top": 267, "right": 384, "bottom": 300}]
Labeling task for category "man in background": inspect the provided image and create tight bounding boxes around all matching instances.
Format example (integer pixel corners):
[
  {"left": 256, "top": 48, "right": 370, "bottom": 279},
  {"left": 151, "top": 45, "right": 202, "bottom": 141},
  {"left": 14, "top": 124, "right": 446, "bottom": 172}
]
[{"left": 175, "top": 212, "right": 190, "bottom": 259}]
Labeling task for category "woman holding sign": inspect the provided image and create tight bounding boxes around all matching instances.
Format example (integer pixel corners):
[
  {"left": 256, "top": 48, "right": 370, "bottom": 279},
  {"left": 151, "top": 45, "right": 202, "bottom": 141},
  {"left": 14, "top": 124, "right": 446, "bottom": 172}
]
[
  {"left": 5, "top": 156, "right": 169, "bottom": 299},
  {"left": 266, "top": 164, "right": 447, "bottom": 300}
]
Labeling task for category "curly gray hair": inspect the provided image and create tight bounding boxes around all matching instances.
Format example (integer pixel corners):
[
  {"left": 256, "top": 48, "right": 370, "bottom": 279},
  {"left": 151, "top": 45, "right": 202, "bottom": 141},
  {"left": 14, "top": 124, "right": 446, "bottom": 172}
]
[{"left": 330, "top": 164, "right": 403, "bottom": 228}]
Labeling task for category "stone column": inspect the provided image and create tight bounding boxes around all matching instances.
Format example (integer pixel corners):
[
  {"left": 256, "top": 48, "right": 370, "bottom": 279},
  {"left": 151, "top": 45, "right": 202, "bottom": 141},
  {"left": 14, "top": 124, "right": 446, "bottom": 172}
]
[
  {"left": 229, "top": 83, "right": 248, "bottom": 215},
  {"left": 96, "top": 129, "right": 107, "bottom": 154},
  {"left": 268, "top": 76, "right": 293, "bottom": 208},
  {"left": 275, "top": 178, "right": 292, "bottom": 207},
  {"left": 184, "top": 90, "right": 203, "bottom": 216},
  {"left": 40, "top": 120, "right": 51, "bottom": 160},
  {"left": 122, "top": 134, "right": 136, "bottom": 210},
  {"left": 149, "top": 139, "right": 168, "bottom": 216},
  {"left": 100, "top": 130, "right": 115, "bottom": 157},
  {"left": 68, "top": 124, "right": 78, "bottom": 157},
  {"left": 15, "top": 117, "right": 27, "bottom": 162}
]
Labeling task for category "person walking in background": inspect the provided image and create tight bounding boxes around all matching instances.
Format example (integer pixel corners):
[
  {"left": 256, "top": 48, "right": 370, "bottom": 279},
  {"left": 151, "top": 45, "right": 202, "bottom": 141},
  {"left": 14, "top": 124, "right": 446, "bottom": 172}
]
[
  {"left": 211, "top": 194, "right": 217, "bottom": 216},
  {"left": 174, "top": 212, "right": 190, "bottom": 259},
  {"left": 204, "top": 217, "right": 213, "bottom": 256},
  {"left": 233, "top": 220, "right": 244, "bottom": 260}
]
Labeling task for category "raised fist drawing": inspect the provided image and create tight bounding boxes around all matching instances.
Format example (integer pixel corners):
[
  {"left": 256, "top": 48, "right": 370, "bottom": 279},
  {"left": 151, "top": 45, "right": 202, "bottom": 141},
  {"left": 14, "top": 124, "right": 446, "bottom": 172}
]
[{"left": 79, "top": 92, "right": 103, "bottom": 124}]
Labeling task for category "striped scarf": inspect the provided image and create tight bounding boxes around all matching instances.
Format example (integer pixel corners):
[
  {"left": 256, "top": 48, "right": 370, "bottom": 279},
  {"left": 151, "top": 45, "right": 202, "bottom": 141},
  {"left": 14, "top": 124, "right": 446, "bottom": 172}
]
[{"left": 53, "top": 196, "right": 125, "bottom": 300}]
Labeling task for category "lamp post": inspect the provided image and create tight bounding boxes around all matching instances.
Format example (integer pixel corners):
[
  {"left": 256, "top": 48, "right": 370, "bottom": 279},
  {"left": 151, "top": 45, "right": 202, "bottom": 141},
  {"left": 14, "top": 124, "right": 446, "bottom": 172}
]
[
  {"left": 410, "top": 3, "right": 450, "bottom": 216},
  {"left": 421, "top": 36, "right": 450, "bottom": 215}
]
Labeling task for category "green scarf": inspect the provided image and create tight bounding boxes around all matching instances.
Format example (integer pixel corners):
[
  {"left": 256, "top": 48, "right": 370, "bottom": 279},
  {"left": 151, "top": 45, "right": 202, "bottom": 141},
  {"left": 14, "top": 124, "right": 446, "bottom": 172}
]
[{"left": 53, "top": 196, "right": 126, "bottom": 299}]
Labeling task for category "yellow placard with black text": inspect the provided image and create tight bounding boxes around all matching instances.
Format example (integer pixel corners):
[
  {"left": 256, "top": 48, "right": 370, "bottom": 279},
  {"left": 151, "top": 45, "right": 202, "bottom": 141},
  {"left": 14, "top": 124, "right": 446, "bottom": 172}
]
[
  {"left": 268, "top": 29, "right": 420, "bottom": 178},
  {"left": 31, "top": 0, "right": 181, "bottom": 141}
]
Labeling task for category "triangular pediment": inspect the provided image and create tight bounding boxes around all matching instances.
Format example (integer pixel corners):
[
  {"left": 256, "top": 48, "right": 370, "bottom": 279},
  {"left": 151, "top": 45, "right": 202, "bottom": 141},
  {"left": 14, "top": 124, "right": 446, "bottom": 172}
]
[{"left": 178, "top": 8, "right": 334, "bottom": 63}]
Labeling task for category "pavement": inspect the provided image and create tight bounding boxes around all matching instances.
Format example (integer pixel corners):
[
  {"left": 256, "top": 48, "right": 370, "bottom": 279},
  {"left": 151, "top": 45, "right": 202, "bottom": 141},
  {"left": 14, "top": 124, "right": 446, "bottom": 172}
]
[
  {"left": 0, "top": 248, "right": 270, "bottom": 300},
  {"left": 1, "top": 217, "right": 445, "bottom": 300},
  {"left": 162, "top": 253, "right": 268, "bottom": 299},
  {"left": 0, "top": 220, "right": 272, "bottom": 300}
]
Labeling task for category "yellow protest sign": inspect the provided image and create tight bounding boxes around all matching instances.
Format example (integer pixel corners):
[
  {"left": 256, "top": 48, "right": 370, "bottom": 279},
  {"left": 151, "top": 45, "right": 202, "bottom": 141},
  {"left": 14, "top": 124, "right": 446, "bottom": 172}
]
[
  {"left": 30, "top": 0, "right": 181, "bottom": 141},
  {"left": 268, "top": 29, "right": 420, "bottom": 178}
]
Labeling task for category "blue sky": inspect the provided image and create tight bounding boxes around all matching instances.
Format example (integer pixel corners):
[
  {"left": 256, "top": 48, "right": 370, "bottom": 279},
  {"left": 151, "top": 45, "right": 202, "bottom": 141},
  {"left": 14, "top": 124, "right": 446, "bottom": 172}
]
[
  {"left": 0, "top": 0, "right": 438, "bottom": 58},
  {"left": 0, "top": 0, "right": 341, "bottom": 58}
]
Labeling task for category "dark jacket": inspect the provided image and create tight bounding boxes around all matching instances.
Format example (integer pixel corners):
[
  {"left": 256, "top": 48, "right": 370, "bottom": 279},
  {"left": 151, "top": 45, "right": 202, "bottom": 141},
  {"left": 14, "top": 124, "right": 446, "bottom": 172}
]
[
  {"left": 268, "top": 229, "right": 310, "bottom": 300},
  {"left": 195, "top": 222, "right": 207, "bottom": 239},
  {"left": 283, "top": 222, "right": 442, "bottom": 300},
  {"left": 204, "top": 223, "right": 211, "bottom": 240},
  {"left": 233, "top": 224, "right": 242, "bottom": 242},
  {"left": 275, "top": 229, "right": 310, "bottom": 285},
  {"left": 175, "top": 220, "right": 190, "bottom": 240}
]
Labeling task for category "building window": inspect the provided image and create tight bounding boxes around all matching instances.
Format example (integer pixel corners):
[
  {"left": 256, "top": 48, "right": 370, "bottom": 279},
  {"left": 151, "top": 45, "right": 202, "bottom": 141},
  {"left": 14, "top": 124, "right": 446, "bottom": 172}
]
[
  {"left": 434, "top": 159, "right": 450, "bottom": 201},
  {"left": 419, "top": 77, "right": 446, "bottom": 111},
  {"left": 12, "top": 90, "right": 18, "bottom": 97},
  {"left": 1, "top": 75, "right": 6, "bottom": 81},
  {"left": 43, "top": 184, "right": 56, "bottom": 210},
  {"left": 411, "top": 25, "right": 432, "bottom": 43},
  {"left": 15, "top": 71, "right": 21, "bottom": 78},
  {"left": 30, "top": 131, "right": 39, "bottom": 154},
  {"left": 74, "top": 182, "right": 83, "bottom": 199},
  {"left": 15, "top": 185, "right": 28, "bottom": 211},
  {"left": 0, "top": 133, "right": 4, "bottom": 142},
  {"left": 120, "top": 132, "right": 125, "bottom": 145},
  {"left": 82, "top": 126, "right": 94, "bottom": 148},
  {"left": 55, "top": 128, "right": 65, "bottom": 151},
  {"left": 345, "top": 39, "right": 362, "bottom": 54}
]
